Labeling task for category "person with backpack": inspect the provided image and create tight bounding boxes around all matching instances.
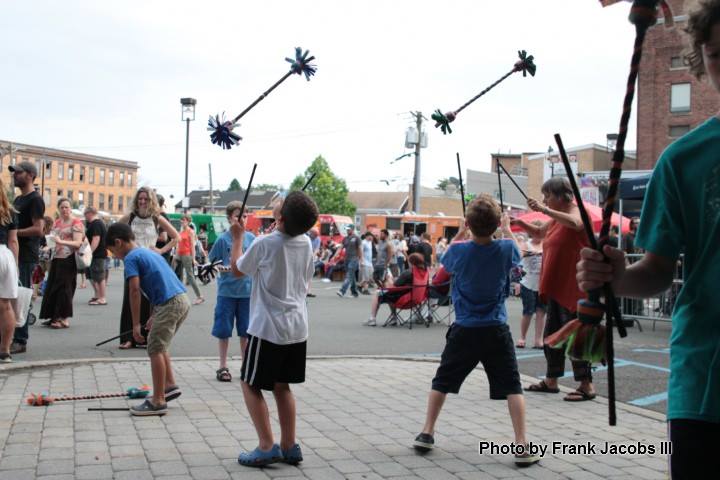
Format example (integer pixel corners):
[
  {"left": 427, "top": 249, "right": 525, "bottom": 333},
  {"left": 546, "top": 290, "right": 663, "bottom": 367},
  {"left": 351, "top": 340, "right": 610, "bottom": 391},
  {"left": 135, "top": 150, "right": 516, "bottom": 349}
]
[{"left": 117, "top": 187, "right": 178, "bottom": 349}]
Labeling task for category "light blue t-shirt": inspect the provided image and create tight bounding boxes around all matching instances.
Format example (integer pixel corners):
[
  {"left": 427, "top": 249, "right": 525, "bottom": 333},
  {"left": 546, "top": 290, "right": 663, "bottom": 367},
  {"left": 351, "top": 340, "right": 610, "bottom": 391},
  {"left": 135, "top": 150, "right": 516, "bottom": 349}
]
[
  {"left": 441, "top": 239, "right": 520, "bottom": 327},
  {"left": 208, "top": 231, "right": 255, "bottom": 298},
  {"left": 635, "top": 116, "right": 720, "bottom": 423},
  {"left": 124, "top": 248, "right": 186, "bottom": 305}
]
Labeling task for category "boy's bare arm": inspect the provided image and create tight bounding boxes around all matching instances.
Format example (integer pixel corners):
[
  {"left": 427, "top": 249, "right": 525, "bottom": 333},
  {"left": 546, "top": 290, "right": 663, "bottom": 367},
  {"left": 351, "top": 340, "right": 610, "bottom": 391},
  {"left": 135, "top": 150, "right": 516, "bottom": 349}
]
[
  {"left": 230, "top": 220, "right": 246, "bottom": 278},
  {"left": 128, "top": 277, "right": 144, "bottom": 343}
]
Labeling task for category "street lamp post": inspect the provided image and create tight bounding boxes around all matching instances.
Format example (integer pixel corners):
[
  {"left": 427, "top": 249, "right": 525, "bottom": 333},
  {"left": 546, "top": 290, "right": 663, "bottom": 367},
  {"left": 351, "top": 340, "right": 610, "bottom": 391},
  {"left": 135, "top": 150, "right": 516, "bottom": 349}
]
[{"left": 180, "top": 98, "right": 197, "bottom": 209}]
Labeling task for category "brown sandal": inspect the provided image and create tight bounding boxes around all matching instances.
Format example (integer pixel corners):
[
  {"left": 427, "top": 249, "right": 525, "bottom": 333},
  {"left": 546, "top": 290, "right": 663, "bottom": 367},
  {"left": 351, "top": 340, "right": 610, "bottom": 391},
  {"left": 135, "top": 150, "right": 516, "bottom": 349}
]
[{"left": 524, "top": 380, "right": 560, "bottom": 394}]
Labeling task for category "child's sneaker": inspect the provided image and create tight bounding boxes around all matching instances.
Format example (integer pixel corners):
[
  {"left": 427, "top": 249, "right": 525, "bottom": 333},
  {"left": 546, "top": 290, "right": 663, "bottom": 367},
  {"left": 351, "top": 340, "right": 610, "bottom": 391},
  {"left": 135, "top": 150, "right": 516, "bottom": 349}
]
[
  {"left": 281, "top": 443, "right": 303, "bottom": 465},
  {"left": 413, "top": 432, "right": 434, "bottom": 452},
  {"left": 514, "top": 451, "right": 540, "bottom": 467},
  {"left": 0, "top": 353, "right": 12, "bottom": 363},
  {"left": 130, "top": 399, "right": 167, "bottom": 416},
  {"left": 363, "top": 318, "right": 377, "bottom": 327},
  {"left": 238, "top": 444, "right": 283, "bottom": 467}
]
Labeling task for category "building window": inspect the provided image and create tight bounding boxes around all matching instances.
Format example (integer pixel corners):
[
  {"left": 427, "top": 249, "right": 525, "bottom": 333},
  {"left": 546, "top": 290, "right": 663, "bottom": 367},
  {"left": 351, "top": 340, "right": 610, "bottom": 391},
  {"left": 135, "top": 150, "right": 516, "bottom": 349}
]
[
  {"left": 45, "top": 161, "right": 51, "bottom": 179},
  {"left": 127, "top": 196, "right": 132, "bottom": 210},
  {"left": 100, "top": 169, "right": 105, "bottom": 185},
  {"left": 118, "top": 195, "right": 124, "bottom": 213},
  {"left": 127, "top": 173, "right": 133, "bottom": 187},
  {"left": 35, "top": 159, "right": 41, "bottom": 174},
  {"left": 669, "top": 125, "right": 691, "bottom": 138},
  {"left": 67, "top": 190, "right": 73, "bottom": 201},
  {"left": 44, "top": 188, "right": 51, "bottom": 205},
  {"left": 670, "top": 83, "right": 691, "bottom": 113},
  {"left": 89, "top": 167, "right": 95, "bottom": 184},
  {"left": 108, "top": 194, "right": 114, "bottom": 212},
  {"left": 109, "top": 170, "right": 115, "bottom": 186},
  {"left": 120, "top": 171, "right": 125, "bottom": 187},
  {"left": 78, "top": 192, "right": 84, "bottom": 205},
  {"left": 99, "top": 193, "right": 105, "bottom": 210},
  {"left": 58, "top": 163, "right": 64, "bottom": 180},
  {"left": 670, "top": 56, "right": 686, "bottom": 69},
  {"left": 68, "top": 165, "right": 74, "bottom": 181},
  {"left": 80, "top": 166, "right": 85, "bottom": 182},
  {"left": 57, "top": 189, "right": 63, "bottom": 197},
  {"left": 88, "top": 192, "right": 94, "bottom": 207}
]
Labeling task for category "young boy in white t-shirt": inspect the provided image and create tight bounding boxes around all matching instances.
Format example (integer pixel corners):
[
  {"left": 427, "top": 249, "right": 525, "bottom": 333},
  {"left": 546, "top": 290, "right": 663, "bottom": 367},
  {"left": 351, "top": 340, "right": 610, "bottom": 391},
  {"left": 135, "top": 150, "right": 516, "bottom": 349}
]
[{"left": 230, "top": 191, "right": 319, "bottom": 467}]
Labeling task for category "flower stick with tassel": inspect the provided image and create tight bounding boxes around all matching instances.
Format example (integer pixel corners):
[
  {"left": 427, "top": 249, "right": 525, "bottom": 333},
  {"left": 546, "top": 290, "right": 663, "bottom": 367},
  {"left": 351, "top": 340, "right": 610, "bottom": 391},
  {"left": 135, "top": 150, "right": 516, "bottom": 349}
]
[
  {"left": 208, "top": 47, "right": 317, "bottom": 149},
  {"left": 432, "top": 50, "right": 536, "bottom": 135}
]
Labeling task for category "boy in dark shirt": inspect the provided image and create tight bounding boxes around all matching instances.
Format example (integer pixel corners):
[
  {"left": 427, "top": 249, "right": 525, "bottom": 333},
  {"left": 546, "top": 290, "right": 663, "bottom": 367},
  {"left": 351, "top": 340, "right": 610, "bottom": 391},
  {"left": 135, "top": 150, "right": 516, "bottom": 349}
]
[{"left": 413, "top": 196, "right": 539, "bottom": 467}]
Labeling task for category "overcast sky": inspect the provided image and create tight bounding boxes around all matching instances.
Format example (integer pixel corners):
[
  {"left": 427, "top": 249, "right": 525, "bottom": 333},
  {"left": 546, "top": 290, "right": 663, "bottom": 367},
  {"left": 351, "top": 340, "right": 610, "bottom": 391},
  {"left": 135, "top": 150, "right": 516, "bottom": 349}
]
[{"left": 1, "top": 0, "right": 640, "bottom": 200}]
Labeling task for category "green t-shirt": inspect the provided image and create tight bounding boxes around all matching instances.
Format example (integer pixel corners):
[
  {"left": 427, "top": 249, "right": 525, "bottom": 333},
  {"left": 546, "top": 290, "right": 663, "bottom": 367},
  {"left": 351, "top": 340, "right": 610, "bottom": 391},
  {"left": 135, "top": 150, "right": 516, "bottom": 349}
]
[{"left": 635, "top": 116, "right": 720, "bottom": 423}]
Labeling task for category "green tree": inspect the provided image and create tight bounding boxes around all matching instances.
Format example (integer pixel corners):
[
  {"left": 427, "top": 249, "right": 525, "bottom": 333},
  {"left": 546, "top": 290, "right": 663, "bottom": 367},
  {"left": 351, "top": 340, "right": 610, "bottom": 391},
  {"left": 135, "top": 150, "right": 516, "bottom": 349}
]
[
  {"left": 290, "top": 155, "right": 355, "bottom": 216},
  {"left": 436, "top": 176, "right": 465, "bottom": 191},
  {"left": 227, "top": 178, "right": 241, "bottom": 191}
]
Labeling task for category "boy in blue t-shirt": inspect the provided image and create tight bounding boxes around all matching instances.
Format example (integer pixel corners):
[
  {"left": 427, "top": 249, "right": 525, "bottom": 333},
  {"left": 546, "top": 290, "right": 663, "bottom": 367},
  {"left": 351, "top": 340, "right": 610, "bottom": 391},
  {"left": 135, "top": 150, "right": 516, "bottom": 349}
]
[
  {"left": 208, "top": 201, "right": 255, "bottom": 382},
  {"left": 577, "top": 3, "right": 720, "bottom": 477},
  {"left": 413, "top": 195, "right": 539, "bottom": 468},
  {"left": 106, "top": 222, "right": 190, "bottom": 417}
]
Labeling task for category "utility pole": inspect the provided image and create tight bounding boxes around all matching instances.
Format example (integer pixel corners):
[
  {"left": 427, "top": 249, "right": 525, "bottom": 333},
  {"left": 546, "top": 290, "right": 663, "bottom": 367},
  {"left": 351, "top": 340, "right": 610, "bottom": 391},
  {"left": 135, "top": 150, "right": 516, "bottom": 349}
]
[
  {"left": 412, "top": 111, "right": 423, "bottom": 213},
  {"left": 208, "top": 163, "right": 214, "bottom": 214}
]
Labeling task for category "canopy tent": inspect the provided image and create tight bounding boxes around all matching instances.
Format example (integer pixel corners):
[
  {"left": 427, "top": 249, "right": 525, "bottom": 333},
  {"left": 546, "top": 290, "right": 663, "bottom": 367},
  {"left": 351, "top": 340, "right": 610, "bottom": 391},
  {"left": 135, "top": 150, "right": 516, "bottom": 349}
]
[
  {"left": 511, "top": 203, "right": 631, "bottom": 234},
  {"left": 619, "top": 173, "right": 652, "bottom": 200}
]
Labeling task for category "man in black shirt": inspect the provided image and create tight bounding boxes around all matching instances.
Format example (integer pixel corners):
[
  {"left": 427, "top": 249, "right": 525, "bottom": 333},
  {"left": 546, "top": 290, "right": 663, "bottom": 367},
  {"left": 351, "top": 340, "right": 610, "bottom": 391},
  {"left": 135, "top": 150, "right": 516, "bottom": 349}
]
[
  {"left": 84, "top": 207, "right": 108, "bottom": 306},
  {"left": 418, "top": 232, "right": 434, "bottom": 268},
  {"left": 9, "top": 161, "right": 45, "bottom": 354}
]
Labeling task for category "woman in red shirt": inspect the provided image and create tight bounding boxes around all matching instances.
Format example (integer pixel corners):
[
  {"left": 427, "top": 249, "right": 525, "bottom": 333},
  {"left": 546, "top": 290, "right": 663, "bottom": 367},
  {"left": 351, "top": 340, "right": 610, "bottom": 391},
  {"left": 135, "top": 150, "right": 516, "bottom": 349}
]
[
  {"left": 512, "top": 177, "right": 595, "bottom": 402},
  {"left": 175, "top": 215, "right": 204, "bottom": 305}
]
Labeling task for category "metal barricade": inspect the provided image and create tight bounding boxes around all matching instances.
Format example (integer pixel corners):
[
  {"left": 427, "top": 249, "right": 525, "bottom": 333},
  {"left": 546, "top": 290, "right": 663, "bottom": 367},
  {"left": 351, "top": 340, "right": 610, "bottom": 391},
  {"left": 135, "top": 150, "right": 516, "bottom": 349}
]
[{"left": 619, "top": 253, "right": 683, "bottom": 331}]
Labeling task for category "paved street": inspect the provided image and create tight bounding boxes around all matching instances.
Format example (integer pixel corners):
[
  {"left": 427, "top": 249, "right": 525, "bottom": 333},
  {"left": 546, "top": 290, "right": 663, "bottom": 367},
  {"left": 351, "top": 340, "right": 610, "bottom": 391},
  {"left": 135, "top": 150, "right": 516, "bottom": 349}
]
[
  {"left": 16, "top": 268, "right": 673, "bottom": 415},
  {"left": 0, "top": 358, "right": 669, "bottom": 480}
]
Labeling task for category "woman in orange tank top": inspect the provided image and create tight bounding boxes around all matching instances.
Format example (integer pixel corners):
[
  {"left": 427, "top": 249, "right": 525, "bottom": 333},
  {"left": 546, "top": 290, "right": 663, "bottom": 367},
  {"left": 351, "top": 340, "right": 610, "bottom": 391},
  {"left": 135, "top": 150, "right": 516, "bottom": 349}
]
[
  {"left": 512, "top": 177, "right": 595, "bottom": 402},
  {"left": 175, "top": 215, "right": 204, "bottom": 305}
]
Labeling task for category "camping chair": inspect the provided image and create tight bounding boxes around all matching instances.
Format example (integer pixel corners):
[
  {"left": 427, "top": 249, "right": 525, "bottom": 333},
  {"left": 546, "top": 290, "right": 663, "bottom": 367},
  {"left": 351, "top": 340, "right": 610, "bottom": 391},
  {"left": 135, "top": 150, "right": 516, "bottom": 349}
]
[
  {"left": 381, "top": 267, "right": 430, "bottom": 329},
  {"left": 427, "top": 279, "right": 453, "bottom": 326}
]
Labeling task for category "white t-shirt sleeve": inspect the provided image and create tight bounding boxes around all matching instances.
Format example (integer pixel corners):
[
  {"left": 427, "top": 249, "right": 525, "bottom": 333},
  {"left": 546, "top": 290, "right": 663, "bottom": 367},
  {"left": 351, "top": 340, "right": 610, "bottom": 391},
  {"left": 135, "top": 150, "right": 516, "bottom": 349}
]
[{"left": 237, "top": 238, "right": 263, "bottom": 276}]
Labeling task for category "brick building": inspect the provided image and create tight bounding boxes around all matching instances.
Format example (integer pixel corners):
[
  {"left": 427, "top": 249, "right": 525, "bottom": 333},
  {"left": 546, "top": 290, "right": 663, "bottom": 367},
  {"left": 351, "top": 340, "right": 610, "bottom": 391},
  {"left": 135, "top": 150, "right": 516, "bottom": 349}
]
[
  {"left": 636, "top": 0, "right": 720, "bottom": 168},
  {"left": 0, "top": 140, "right": 139, "bottom": 218}
]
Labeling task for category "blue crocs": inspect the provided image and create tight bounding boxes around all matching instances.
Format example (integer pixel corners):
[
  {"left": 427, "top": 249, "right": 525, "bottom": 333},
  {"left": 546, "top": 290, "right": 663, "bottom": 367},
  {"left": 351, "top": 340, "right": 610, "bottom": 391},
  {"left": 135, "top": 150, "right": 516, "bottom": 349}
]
[
  {"left": 281, "top": 443, "right": 303, "bottom": 465},
  {"left": 237, "top": 444, "right": 283, "bottom": 467}
]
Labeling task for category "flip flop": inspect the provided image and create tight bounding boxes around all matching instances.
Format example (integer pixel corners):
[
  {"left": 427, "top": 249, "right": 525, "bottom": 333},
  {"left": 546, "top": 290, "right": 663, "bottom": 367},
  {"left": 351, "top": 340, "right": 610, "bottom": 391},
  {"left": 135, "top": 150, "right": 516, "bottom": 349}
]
[
  {"left": 515, "top": 340, "right": 526, "bottom": 348},
  {"left": 563, "top": 389, "right": 597, "bottom": 402},
  {"left": 87, "top": 298, "right": 98, "bottom": 304},
  {"left": 524, "top": 380, "right": 560, "bottom": 394},
  {"left": 88, "top": 300, "right": 107, "bottom": 306}
]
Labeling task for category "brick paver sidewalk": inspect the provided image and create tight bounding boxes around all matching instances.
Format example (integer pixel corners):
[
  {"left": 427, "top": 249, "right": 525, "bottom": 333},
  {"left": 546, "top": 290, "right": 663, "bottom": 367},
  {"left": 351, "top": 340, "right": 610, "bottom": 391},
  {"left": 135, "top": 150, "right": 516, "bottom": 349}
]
[{"left": 0, "top": 358, "right": 668, "bottom": 479}]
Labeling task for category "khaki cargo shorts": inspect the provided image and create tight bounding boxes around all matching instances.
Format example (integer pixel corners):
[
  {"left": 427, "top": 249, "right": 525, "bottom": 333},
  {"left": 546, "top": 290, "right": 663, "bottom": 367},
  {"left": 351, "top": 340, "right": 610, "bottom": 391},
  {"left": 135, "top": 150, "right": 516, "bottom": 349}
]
[{"left": 147, "top": 293, "right": 191, "bottom": 355}]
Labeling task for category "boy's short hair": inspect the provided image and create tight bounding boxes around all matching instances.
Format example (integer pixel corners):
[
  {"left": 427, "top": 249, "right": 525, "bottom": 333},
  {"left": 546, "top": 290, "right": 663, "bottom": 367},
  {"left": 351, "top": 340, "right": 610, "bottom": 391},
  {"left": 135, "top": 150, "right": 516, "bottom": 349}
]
[
  {"left": 407, "top": 252, "right": 426, "bottom": 269},
  {"left": 685, "top": 0, "right": 720, "bottom": 79},
  {"left": 280, "top": 191, "right": 319, "bottom": 237},
  {"left": 226, "top": 200, "right": 243, "bottom": 218},
  {"left": 421, "top": 232, "right": 431, "bottom": 241},
  {"left": 466, "top": 195, "right": 501, "bottom": 237},
  {"left": 106, "top": 222, "right": 135, "bottom": 245}
]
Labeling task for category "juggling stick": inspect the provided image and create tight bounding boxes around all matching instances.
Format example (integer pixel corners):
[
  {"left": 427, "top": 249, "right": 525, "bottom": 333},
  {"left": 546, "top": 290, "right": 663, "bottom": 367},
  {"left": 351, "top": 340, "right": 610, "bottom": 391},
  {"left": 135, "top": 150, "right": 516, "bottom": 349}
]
[
  {"left": 496, "top": 162, "right": 528, "bottom": 201},
  {"left": 198, "top": 164, "right": 257, "bottom": 283},
  {"left": 27, "top": 385, "right": 150, "bottom": 406},
  {"left": 552, "top": 133, "right": 626, "bottom": 427},
  {"left": 302, "top": 172, "right": 317, "bottom": 192},
  {"left": 88, "top": 408, "right": 130, "bottom": 411},
  {"left": 496, "top": 159, "right": 505, "bottom": 211},
  {"left": 96, "top": 330, "right": 132, "bottom": 347},
  {"left": 432, "top": 50, "right": 536, "bottom": 134},
  {"left": 456, "top": 153, "right": 466, "bottom": 217},
  {"left": 208, "top": 48, "right": 317, "bottom": 149}
]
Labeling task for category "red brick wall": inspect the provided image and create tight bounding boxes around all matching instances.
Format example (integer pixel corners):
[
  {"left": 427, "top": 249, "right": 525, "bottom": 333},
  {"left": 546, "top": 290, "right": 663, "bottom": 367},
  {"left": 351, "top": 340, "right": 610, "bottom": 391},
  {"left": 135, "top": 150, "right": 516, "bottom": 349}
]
[{"left": 637, "top": 0, "right": 720, "bottom": 169}]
